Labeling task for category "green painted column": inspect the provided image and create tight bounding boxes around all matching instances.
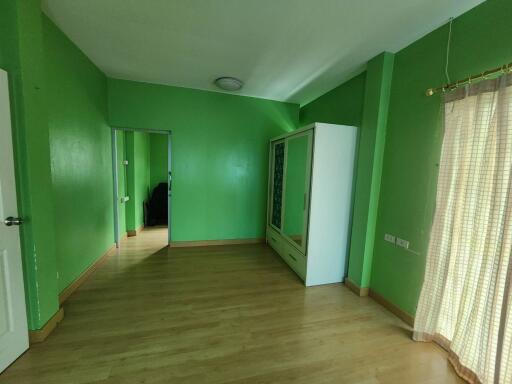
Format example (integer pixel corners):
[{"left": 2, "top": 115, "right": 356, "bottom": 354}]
[
  {"left": 125, "top": 131, "right": 136, "bottom": 231},
  {"left": 133, "top": 132, "right": 150, "bottom": 229},
  {"left": 116, "top": 131, "right": 127, "bottom": 236},
  {"left": 347, "top": 52, "right": 394, "bottom": 289},
  {"left": 125, "top": 131, "right": 150, "bottom": 232},
  {"left": 2, "top": 0, "right": 60, "bottom": 330}
]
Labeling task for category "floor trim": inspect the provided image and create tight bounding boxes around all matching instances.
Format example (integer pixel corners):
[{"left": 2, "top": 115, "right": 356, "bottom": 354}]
[
  {"left": 344, "top": 280, "right": 415, "bottom": 327},
  {"left": 58, "top": 244, "right": 117, "bottom": 305},
  {"left": 170, "top": 238, "right": 265, "bottom": 248},
  {"left": 368, "top": 288, "right": 415, "bottom": 327},
  {"left": 127, "top": 225, "right": 144, "bottom": 237},
  {"left": 29, "top": 307, "right": 64, "bottom": 344},
  {"left": 344, "top": 278, "right": 369, "bottom": 296}
]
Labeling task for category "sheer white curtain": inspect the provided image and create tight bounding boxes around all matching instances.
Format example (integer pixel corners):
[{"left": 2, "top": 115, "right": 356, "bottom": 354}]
[{"left": 414, "top": 74, "right": 512, "bottom": 384}]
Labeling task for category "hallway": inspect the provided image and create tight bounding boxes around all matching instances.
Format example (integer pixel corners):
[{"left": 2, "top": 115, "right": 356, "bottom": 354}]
[{"left": 1, "top": 228, "right": 461, "bottom": 383}]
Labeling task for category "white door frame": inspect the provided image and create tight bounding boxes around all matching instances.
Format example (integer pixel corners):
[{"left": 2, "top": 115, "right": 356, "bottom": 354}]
[
  {"left": 111, "top": 127, "right": 172, "bottom": 246},
  {"left": 0, "top": 68, "right": 29, "bottom": 372}
]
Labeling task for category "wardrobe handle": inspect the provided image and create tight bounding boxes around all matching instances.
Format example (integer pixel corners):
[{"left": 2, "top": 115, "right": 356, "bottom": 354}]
[{"left": 288, "top": 253, "right": 297, "bottom": 262}]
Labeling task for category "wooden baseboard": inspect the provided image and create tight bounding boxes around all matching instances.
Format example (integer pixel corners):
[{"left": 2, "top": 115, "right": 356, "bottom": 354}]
[
  {"left": 369, "top": 288, "right": 414, "bottom": 327},
  {"left": 170, "top": 238, "right": 265, "bottom": 248},
  {"left": 29, "top": 307, "right": 64, "bottom": 344},
  {"left": 344, "top": 278, "right": 369, "bottom": 297},
  {"left": 127, "top": 225, "right": 144, "bottom": 237},
  {"left": 344, "top": 279, "right": 414, "bottom": 326},
  {"left": 58, "top": 244, "right": 117, "bottom": 305}
]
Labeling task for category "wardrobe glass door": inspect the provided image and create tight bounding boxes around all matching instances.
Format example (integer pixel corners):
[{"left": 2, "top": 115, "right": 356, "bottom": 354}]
[
  {"left": 270, "top": 140, "right": 285, "bottom": 229},
  {"left": 282, "top": 132, "right": 312, "bottom": 249}
]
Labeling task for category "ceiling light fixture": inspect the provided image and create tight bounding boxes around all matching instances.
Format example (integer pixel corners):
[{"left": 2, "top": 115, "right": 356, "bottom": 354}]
[{"left": 214, "top": 77, "right": 243, "bottom": 91}]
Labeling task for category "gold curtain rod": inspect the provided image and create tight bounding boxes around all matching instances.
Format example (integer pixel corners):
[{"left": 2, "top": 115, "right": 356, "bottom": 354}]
[{"left": 426, "top": 62, "right": 512, "bottom": 96}]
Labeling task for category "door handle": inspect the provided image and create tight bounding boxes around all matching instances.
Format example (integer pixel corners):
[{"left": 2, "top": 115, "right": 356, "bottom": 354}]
[{"left": 4, "top": 216, "right": 23, "bottom": 226}]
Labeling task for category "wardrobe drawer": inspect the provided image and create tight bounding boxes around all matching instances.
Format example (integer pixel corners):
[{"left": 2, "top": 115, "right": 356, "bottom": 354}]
[
  {"left": 281, "top": 242, "right": 307, "bottom": 281},
  {"left": 267, "top": 227, "right": 283, "bottom": 254}
]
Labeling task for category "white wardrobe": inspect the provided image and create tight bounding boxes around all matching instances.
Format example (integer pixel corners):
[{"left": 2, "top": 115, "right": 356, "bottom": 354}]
[{"left": 266, "top": 123, "right": 357, "bottom": 286}]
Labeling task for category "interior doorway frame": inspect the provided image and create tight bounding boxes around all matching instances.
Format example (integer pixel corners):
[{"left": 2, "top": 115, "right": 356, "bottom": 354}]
[{"left": 111, "top": 127, "right": 172, "bottom": 247}]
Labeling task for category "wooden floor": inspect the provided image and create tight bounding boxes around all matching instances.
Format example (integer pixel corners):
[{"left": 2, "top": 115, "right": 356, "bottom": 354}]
[{"left": 1, "top": 227, "right": 463, "bottom": 384}]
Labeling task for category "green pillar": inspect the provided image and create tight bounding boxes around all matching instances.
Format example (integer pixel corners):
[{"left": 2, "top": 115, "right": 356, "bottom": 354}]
[
  {"left": 347, "top": 52, "right": 394, "bottom": 289},
  {"left": 125, "top": 131, "right": 136, "bottom": 232},
  {"left": 125, "top": 131, "right": 150, "bottom": 232}
]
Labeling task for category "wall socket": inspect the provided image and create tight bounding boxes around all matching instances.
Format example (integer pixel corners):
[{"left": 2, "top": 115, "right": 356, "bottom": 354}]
[
  {"left": 396, "top": 238, "right": 410, "bottom": 249},
  {"left": 384, "top": 234, "right": 396, "bottom": 244}
]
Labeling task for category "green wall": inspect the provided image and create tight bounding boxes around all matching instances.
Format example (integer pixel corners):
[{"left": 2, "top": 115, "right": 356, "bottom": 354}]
[
  {"left": 43, "top": 16, "right": 114, "bottom": 292},
  {"left": 125, "top": 131, "right": 150, "bottom": 231},
  {"left": 371, "top": 0, "right": 512, "bottom": 316},
  {"left": 0, "top": 1, "right": 18, "bottom": 71},
  {"left": 108, "top": 79, "right": 299, "bottom": 241},
  {"left": 149, "top": 133, "right": 168, "bottom": 192},
  {"left": 300, "top": 72, "right": 366, "bottom": 126},
  {"left": 0, "top": 0, "right": 60, "bottom": 330}
]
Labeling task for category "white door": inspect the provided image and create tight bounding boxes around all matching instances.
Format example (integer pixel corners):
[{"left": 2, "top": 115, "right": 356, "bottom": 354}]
[{"left": 0, "top": 68, "right": 28, "bottom": 372}]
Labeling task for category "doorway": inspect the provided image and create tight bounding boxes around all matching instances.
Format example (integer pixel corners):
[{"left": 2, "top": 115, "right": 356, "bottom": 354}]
[
  {"left": 111, "top": 128, "right": 172, "bottom": 247},
  {"left": 0, "top": 69, "right": 29, "bottom": 371}
]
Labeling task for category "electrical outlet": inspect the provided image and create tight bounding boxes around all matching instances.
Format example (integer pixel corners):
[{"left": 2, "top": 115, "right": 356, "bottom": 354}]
[
  {"left": 384, "top": 234, "right": 396, "bottom": 244},
  {"left": 396, "top": 238, "right": 410, "bottom": 249},
  {"left": 123, "top": 160, "right": 129, "bottom": 165}
]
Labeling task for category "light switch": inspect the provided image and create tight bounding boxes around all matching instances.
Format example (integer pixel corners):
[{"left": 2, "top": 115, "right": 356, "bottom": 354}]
[
  {"left": 384, "top": 234, "right": 395, "bottom": 244},
  {"left": 396, "top": 238, "right": 409, "bottom": 249}
]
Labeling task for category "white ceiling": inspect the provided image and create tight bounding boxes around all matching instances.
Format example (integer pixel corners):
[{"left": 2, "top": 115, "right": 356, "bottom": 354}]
[{"left": 42, "top": 0, "right": 485, "bottom": 106}]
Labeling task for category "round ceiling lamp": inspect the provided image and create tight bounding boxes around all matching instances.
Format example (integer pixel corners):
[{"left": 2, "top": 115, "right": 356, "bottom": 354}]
[{"left": 214, "top": 76, "right": 243, "bottom": 92}]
